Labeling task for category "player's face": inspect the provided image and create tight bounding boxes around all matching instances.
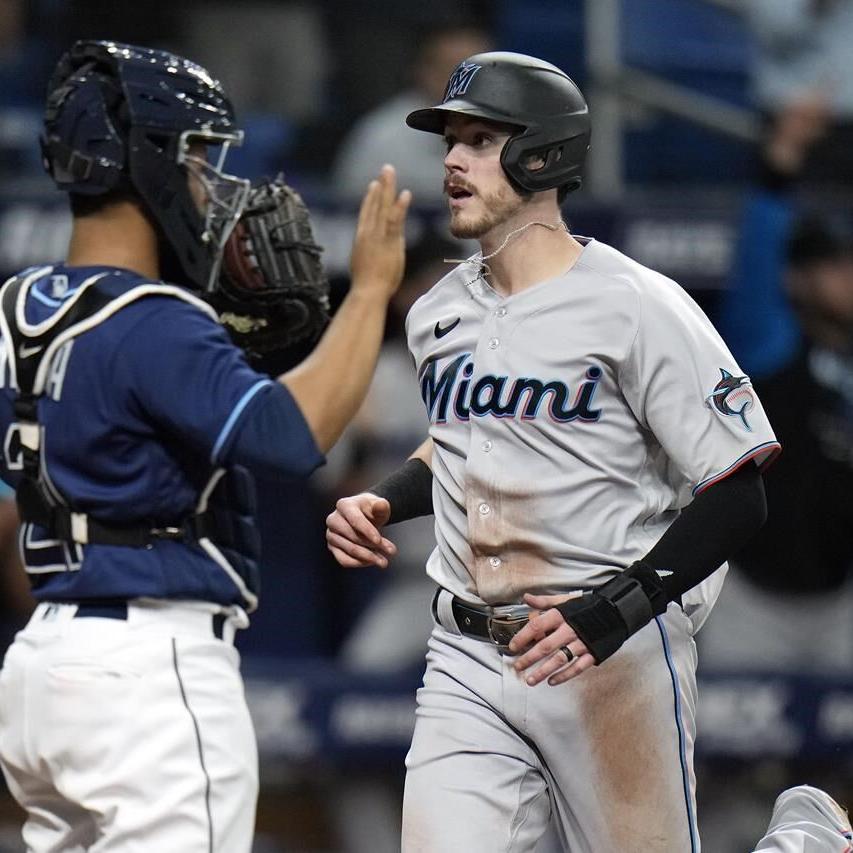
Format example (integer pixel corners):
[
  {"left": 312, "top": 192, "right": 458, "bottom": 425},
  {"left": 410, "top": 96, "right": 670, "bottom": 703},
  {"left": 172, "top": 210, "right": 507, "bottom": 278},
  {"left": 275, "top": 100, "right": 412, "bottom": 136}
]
[{"left": 443, "top": 116, "right": 527, "bottom": 240}]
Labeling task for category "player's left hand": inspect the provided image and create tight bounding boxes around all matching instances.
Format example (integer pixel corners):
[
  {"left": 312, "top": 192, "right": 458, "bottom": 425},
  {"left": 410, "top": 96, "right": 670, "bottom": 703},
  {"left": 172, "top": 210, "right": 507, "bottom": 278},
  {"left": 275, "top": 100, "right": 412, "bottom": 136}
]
[{"left": 508, "top": 593, "right": 596, "bottom": 686}]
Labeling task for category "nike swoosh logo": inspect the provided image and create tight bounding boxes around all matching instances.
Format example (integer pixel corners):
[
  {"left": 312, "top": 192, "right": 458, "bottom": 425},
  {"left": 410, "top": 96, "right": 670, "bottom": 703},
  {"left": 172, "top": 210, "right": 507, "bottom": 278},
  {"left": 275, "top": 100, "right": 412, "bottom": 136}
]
[
  {"left": 18, "top": 344, "right": 43, "bottom": 359},
  {"left": 655, "top": 569, "right": 674, "bottom": 578},
  {"left": 434, "top": 318, "right": 461, "bottom": 339}
]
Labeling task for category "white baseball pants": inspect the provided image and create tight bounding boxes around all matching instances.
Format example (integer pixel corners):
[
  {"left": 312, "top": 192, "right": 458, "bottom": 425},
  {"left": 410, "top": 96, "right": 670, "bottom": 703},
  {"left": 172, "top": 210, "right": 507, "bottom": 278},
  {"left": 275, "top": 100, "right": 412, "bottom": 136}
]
[
  {"left": 0, "top": 600, "right": 257, "bottom": 852},
  {"left": 403, "top": 599, "right": 700, "bottom": 852}
]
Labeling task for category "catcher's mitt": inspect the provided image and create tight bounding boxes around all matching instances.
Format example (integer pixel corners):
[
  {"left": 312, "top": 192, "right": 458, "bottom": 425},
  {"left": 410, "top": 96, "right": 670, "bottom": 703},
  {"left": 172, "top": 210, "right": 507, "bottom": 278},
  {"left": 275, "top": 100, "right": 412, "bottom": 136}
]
[{"left": 213, "top": 176, "right": 330, "bottom": 358}]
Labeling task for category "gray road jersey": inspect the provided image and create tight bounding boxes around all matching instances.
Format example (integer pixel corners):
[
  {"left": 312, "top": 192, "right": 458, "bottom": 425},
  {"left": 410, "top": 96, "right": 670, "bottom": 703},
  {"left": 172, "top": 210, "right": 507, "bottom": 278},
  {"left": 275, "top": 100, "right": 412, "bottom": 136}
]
[{"left": 406, "top": 238, "right": 780, "bottom": 617}]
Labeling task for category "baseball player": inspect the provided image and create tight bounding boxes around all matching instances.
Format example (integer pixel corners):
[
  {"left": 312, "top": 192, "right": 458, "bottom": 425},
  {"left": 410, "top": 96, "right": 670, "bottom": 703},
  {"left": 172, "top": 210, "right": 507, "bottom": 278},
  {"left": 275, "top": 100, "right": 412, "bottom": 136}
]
[
  {"left": 0, "top": 40, "right": 409, "bottom": 852},
  {"left": 326, "top": 52, "right": 780, "bottom": 852}
]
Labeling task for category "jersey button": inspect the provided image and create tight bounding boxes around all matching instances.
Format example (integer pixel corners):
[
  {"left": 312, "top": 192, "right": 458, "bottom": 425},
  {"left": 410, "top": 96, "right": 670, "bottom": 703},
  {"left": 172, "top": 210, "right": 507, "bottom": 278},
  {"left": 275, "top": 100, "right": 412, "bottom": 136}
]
[
  {"left": 488, "top": 556, "right": 501, "bottom": 568},
  {"left": 482, "top": 440, "right": 493, "bottom": 452},
  {"left": 495, "top": 307, "right": 507, "bottom": 318},
  {"left": 478, "top": 502, "right": 490, "bottom": 515},
  {"left": 488, "top": 337, "right": 499, "bottom": 349}
]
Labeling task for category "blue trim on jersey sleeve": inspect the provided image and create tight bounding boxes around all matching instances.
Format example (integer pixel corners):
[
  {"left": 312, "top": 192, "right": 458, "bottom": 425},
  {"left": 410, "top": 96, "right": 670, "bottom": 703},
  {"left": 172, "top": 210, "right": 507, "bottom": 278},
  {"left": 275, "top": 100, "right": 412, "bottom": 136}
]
[
  {"left": 226, "top": 381, "right": 325, "bottom": 479},
  {"left": 211, "top": 379, "right": 273, "bottom": 464},
  {"left": 692, "top": 440, "right": 782, "bottom": 495}
]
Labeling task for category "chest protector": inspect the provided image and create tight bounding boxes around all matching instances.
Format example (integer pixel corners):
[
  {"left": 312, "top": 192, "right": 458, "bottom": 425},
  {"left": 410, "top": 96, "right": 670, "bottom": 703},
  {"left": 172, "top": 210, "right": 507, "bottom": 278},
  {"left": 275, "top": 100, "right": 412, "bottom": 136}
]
[{"left": 0, "top": 270, "right": 260, "bottom": 609}]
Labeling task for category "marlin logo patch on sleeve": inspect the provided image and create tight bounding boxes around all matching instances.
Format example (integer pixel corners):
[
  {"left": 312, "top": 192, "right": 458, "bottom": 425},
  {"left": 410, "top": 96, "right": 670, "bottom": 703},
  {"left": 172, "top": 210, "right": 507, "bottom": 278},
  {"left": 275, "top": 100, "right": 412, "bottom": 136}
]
[
  {"left": 443, "top": 61, "right": 482, "bottom": 101},
  {"left": 706, "top": 368, "right": 755, "bottom": 431}
]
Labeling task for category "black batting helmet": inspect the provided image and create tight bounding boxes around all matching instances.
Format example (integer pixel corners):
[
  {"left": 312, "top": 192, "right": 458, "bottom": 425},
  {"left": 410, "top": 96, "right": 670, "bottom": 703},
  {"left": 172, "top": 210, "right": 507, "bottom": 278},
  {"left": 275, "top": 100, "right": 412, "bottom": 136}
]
[{"left": 406, "top": 51, "right": 590, "bottom": 195}]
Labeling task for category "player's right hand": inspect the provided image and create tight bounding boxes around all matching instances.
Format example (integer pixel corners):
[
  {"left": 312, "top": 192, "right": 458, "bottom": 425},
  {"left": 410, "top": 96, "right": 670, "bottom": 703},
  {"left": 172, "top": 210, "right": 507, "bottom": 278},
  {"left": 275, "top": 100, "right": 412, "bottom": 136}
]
[
  {"left": 325, "top": 492, "right": 398, "bottom": 569},
  {"left": 349, "top": 164, "right": 411, "bottom": 301}
]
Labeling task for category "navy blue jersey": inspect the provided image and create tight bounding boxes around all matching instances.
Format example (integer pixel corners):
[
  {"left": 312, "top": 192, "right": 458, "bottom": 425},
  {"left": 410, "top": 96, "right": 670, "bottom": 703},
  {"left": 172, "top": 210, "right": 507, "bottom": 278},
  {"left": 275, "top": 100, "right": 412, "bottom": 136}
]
[{"left": 0, "top": 265, "right": 323, "bottom": 607}]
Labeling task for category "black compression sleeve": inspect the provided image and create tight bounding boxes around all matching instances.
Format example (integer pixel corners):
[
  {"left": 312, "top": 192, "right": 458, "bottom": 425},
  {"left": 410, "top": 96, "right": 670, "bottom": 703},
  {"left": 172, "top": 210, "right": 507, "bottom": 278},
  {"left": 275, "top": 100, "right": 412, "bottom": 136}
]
[
  {"left": 368, "top": 458, "right": 433, "bottom": 525},
  {"left": 643, "top": 462, "right": 767, "bottom": 603}
]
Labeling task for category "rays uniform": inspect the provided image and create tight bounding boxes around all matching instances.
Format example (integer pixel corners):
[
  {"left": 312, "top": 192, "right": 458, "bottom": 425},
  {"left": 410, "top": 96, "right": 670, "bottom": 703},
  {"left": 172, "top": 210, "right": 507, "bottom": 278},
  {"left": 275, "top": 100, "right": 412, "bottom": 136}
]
[
  {"left": 401, "top": 237, "right": 780, "bottom": 852},
  {"left": 0, "top": 265, "right": 322, "bottom": 851}
]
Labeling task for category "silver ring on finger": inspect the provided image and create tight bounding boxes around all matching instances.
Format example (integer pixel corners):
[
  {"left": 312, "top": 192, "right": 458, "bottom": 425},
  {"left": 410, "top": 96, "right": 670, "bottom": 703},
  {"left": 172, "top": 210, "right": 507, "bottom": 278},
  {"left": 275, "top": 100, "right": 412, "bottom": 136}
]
[{"left": 559, "top": 645, "right": 574, "bottom": 664}]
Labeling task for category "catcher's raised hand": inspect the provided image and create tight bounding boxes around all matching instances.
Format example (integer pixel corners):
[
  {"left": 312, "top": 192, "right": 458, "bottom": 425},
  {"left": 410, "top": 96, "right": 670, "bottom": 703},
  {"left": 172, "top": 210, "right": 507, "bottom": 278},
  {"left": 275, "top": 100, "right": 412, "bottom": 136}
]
[
  {"left": 326, "top": 492, "right": 398, "bottom": 569},
  {"left": 350, "top": 164, "right": 411, "bottom": 300}
]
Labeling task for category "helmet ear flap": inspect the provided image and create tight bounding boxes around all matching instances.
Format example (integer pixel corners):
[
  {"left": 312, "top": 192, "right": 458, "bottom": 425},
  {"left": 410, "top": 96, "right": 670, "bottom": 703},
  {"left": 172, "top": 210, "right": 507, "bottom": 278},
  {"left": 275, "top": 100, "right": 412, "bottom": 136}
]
[{"left": 503, "top": 132, "right": 588, "bottom": 194}]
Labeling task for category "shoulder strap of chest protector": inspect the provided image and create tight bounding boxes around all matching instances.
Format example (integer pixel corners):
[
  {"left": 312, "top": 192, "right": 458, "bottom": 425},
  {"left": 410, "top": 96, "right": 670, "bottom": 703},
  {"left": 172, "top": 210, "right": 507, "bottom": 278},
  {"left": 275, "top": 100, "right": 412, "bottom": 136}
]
[{"left": 0, "top": 269, "right": 221, "bottom": 548}]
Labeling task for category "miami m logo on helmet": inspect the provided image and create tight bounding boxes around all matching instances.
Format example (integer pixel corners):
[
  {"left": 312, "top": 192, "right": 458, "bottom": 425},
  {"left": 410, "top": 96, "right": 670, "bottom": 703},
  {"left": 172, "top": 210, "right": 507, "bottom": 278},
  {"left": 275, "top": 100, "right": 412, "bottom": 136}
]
[{"left": 443, "top": 61, "right": 482, "bottom": 101}]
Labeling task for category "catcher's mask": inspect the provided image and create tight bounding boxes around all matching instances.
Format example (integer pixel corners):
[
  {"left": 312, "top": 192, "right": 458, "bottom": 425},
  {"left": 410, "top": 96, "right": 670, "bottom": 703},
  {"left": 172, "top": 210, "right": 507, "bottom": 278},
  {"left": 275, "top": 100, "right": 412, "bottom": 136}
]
[
  {"left": 42, "top": 39, "right": 249, "bottom": 292},
  {"left": 177, "top": 130, "right": 251, "bottom": 289}
]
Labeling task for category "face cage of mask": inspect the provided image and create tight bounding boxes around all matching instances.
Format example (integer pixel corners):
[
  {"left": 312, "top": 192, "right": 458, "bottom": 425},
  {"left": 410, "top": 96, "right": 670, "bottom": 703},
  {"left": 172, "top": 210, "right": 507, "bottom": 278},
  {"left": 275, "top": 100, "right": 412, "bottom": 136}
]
[{"left": 176, "top": 128, "right": 251, "bottom": 291}]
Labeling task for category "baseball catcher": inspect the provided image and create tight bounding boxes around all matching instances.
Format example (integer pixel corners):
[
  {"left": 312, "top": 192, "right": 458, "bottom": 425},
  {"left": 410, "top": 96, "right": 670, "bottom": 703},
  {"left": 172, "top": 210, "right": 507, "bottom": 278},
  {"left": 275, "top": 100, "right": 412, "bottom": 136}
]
[
  {"left": 214, "top": 176, "right": 330, "bottom": 359},
  {"left": 0, "top": 37, "right": 409, "bottom": 852}
]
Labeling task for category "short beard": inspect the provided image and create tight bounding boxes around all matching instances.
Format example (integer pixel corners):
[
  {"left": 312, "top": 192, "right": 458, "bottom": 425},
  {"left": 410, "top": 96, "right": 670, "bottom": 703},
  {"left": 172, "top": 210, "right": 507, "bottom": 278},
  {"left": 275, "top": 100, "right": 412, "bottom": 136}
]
[{"left": 449, "top": 182, "right": 530, "bottom": 240}]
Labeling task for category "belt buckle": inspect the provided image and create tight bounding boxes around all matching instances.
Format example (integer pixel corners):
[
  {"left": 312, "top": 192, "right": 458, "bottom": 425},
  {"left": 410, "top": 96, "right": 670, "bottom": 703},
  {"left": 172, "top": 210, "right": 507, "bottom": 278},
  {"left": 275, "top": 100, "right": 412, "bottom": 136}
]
[
  {"left": 487, "top": 605, "right": 530, "bottom": 647},
  {"left": 149, "top": 526, "right": 185, "bottom": 541}
]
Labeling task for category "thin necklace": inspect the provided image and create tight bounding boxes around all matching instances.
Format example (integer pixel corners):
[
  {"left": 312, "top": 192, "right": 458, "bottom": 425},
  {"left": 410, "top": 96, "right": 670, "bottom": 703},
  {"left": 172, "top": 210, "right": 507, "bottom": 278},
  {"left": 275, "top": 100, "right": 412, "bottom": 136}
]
[{"left": 444, "top": 219, "right": 569, "bottom": 288}]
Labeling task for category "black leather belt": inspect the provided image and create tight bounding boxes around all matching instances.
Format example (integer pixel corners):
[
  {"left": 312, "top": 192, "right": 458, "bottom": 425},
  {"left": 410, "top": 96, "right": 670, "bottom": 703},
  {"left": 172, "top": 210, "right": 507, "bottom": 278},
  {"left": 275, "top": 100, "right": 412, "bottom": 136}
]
[
  {"left": 434, "top": 585, "right": 683, "bottom": 648},
  {"left": 73, "top": 601, "right": 130, "bottom": 620},
  {"left": 434, "top": 590, "right": 531, "bottom": 647},
  {"left": 51, "top": 600, "right": 226, "bottom": 640}
]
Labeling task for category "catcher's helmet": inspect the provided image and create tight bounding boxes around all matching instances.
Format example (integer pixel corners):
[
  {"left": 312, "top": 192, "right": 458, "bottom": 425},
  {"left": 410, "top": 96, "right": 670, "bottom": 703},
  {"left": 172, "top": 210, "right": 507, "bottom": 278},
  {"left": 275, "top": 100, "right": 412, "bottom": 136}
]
[
  {"left": 41, "top": 40, "right": 249, "bottom": 292},
  {"left": 406, "top": 51, "right": 590, "bottom": 194}
]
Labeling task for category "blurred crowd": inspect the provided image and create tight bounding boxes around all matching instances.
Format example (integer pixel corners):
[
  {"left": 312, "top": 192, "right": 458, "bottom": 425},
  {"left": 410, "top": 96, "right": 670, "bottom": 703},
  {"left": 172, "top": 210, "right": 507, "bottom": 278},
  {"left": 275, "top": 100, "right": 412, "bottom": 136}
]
[{"left": 0, "top": 1, "right": 852, "bottom": 852}]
